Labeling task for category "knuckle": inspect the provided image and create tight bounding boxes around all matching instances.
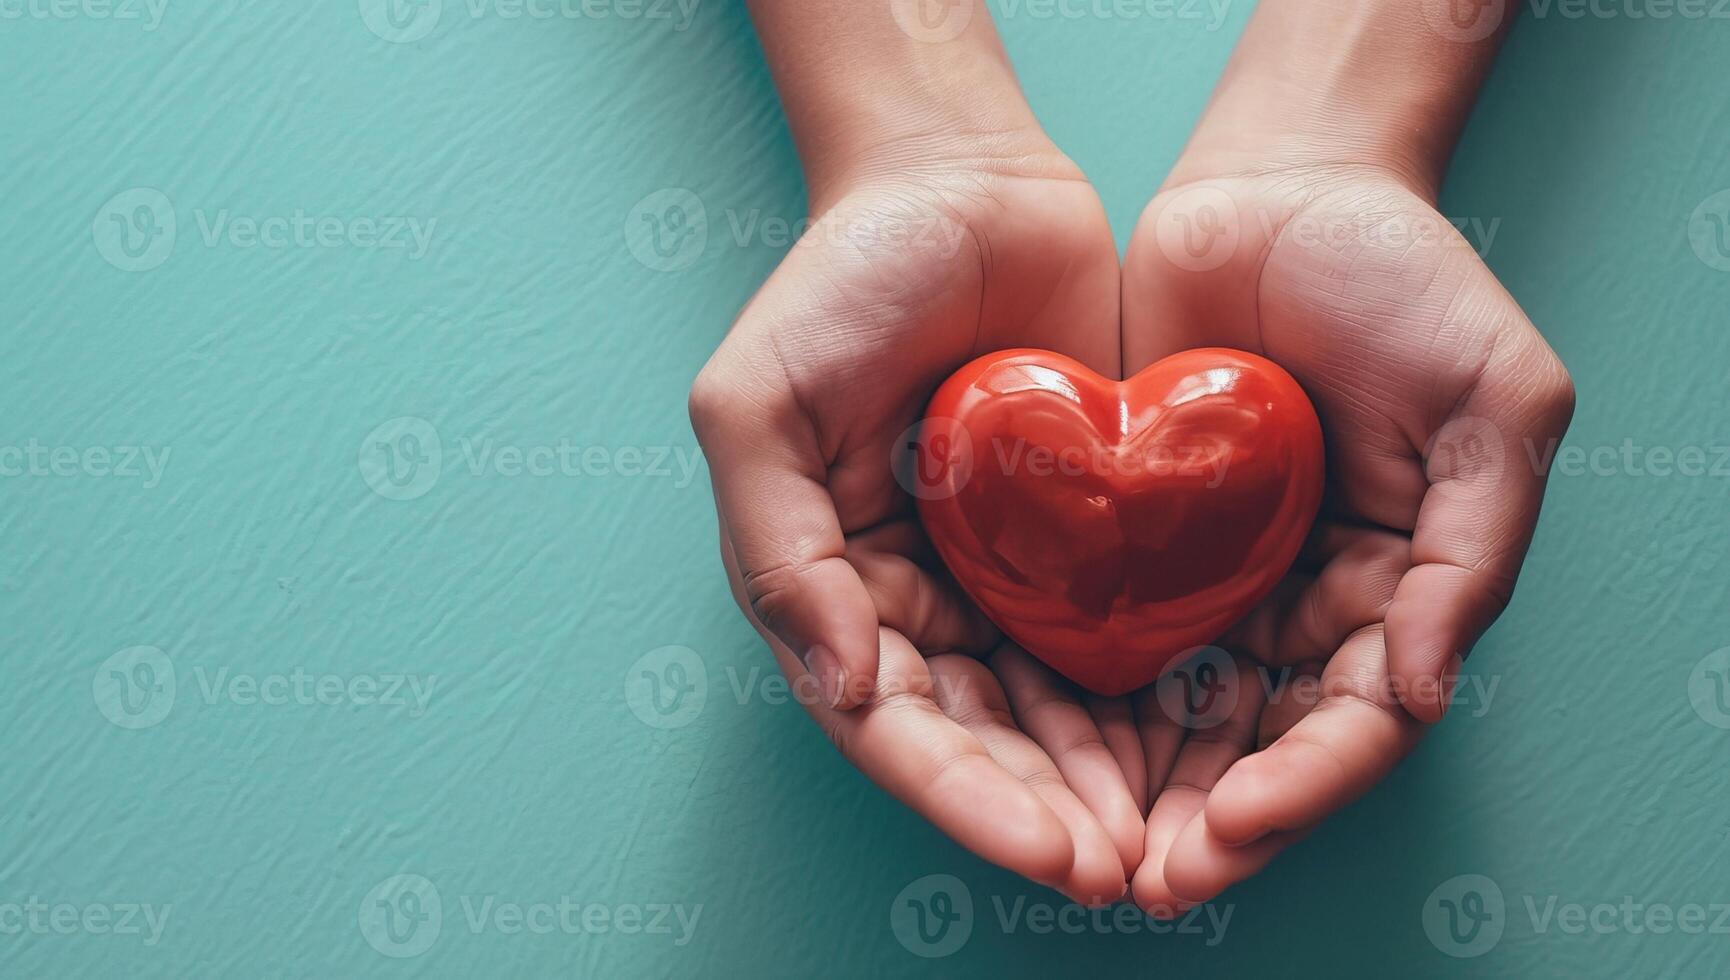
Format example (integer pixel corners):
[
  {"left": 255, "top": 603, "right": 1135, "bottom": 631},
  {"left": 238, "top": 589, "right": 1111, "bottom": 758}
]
[
  {"left": 1528, "top": 344, "right": 1577, "bottom": 428},
  {"left": 817, "top": 710, "right": 848, "bottom": 750},
  {"left": 1544, "top": 364, "right": 1578, "bottom": 425},
  {"left": 685, "top": 366, "right": 732, "bottom": 438},
  {"left": 739, "top": 559, "right": 809, "bottom": 633}
]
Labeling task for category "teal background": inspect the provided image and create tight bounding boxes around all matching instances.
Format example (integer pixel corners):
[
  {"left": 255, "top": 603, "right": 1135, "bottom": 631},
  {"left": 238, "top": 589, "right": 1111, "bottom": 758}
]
[{"left": 4, "top": 1, "right": 1730, "bottom": 976}]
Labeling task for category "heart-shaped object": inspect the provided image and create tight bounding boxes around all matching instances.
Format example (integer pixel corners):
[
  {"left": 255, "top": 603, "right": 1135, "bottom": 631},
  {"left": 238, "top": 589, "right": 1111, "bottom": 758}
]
[{"left": 911, "top": 348, "right": 1325, "bottom": 695}]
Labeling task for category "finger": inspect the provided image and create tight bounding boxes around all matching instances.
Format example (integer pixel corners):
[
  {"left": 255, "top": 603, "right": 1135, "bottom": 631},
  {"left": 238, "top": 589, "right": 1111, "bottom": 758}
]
[
  {"left": 691, "top": 348, "right": 879, "bottom": 708},
  {"left": 992, "top": 646, "right": 1145, "bottom": 876},
  {"left": 1255, "top": 661, "right": 1324, "bottom": 749},
  {"left": 717, "top": 519, "right": 871, "bottom": 709},
  {"left": 1217, "top": 575, "right": 1303, "bottom": 666},
  {"left": 1270, "top": 528, "right": 1407, "bottom": 665},
  {"left": 1131, "top": 656, "right": 1264, "bottom": 919},
  {"left": 1385, "top": 325, "right": 1575, "bottom": 721},
  {"left": 844, "top": 521, "right": 998, "bottom": 656},
  {"left": 1221, "top": 523, "right": 1400, "bottom": 668},
  {"left": 820, "top": 629, "right": 1077, "bottom": 890},
  {"left": 1131, "top": 684, "right": 1186, "bottom": 817},
  {"left": 929, "top": 652, "right": 1128, "bottom": 905},
  {"left": 1132, "top": 782, "right": 1206, "bottom": 920},
  {"left": 1087, "top": 694, "right": 1148, "bottom": 813},
  {"left": 1162, "top": 812, "right": 1304, "bottom": 905},
  {"left": 1204, "top": 626, "right": 1427, "bottom": 848}
]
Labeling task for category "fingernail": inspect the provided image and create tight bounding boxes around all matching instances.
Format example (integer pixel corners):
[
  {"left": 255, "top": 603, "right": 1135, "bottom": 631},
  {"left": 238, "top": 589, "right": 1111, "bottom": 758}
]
[{"left": 802, "top": 646, "right": 847, "bottom": 708}]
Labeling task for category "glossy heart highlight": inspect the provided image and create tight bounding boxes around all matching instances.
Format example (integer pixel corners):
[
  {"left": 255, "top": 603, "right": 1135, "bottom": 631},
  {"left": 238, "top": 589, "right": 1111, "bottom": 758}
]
[{"left": 910, "top": 348, "right": 1325, "bottom": 695}]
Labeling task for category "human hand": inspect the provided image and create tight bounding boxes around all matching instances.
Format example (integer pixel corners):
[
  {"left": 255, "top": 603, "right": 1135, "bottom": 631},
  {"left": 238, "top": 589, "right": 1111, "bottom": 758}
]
[
  {"left": 1117, "top": 160, "right": 1574, "bottom": 910},
  {"left": 690, "top": 134, "right": 1152, "bottom": 900},
  {"left": 1095, "top": 0, "right": 1578, "bottom": 914}
]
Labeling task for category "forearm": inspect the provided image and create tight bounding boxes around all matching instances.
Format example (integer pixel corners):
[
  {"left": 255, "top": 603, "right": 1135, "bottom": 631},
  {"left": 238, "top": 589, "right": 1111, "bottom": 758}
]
[
  {"left": 1168, "top": 0, "right": 1513, "bottom": 199},
  {"left": 746, "top": 0, "right": 1051, "bottom": 206}
]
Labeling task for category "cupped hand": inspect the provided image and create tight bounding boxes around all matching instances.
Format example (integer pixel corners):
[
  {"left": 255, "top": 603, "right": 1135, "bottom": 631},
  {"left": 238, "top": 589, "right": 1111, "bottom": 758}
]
[
  {"left": 1118, "top": 165, "right": 1575, "bottom": 911},
  {"left": 689, "top": 142, "right": 1147, "bottom": 902}
]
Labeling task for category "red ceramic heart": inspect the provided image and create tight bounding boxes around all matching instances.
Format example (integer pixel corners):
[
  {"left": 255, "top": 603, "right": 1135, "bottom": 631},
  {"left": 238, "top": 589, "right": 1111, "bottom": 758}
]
[{"left": 910, "top": 348, "right": 1325, "bottom": 695}]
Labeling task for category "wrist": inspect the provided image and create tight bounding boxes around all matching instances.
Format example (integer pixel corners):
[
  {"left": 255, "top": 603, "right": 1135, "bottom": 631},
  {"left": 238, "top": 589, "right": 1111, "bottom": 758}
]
[
  {"left": 806, "top": 116, "right": 1080, "bottom": 214},
  {"left": 1165, "top": 0, "right": 1510, "bottom": 202},
  {"left": 747, "top": 0, "right": 1070, "bottom": 210}
]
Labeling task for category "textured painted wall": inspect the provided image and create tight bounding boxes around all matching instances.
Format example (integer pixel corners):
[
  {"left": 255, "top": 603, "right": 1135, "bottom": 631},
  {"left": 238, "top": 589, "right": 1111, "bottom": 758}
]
[{"left": 3, "top": 2, "right": 1729, "bottom": 977}]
